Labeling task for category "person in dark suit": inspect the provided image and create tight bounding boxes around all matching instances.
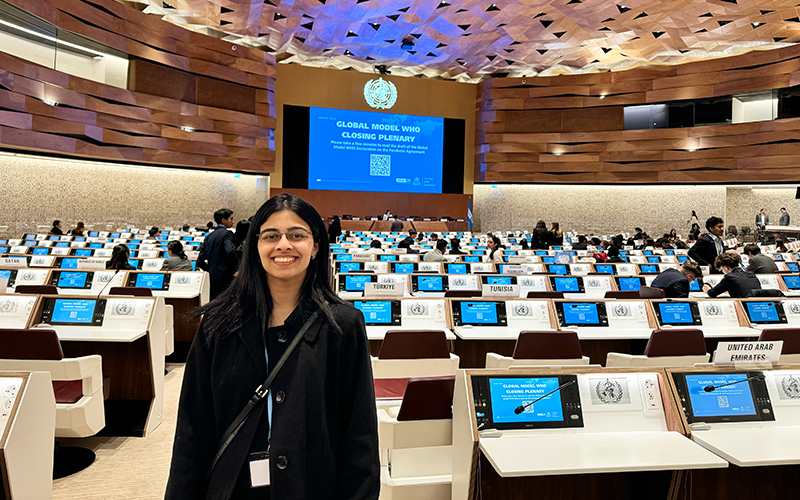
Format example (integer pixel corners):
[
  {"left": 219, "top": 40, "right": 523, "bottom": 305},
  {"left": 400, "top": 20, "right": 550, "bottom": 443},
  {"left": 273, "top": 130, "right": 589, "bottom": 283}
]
[
  {"left": 571, "top": 235, "right": 588, "bottom": 250},
  {"left": 390, "top": 219, "right": 403, "bottom": 231},
  {"left": 780, "top": 208, "right": 790, "bottom": 226},
  {"left": 197, "top": 208, "right": 237, "bottom": 299},
  {"left": 166, "top": 194, "right": 379, "bottom": 500},
  {"left": 49, "top": 220, "right": 63, "bottom": 235},
  {"left": 704, "top": 251, "right": 762, "bottom": 298},
  {"left": 688, "top": 216, "right": 725, "bottom": 273},
  {"left": 605, "top": 246, "right": 625, "bottom": 263},
  {"left": 650, "top": 261, "right": 703, "bottom": 298},
  {"left": 327, "top": 215, "right": 342, "bottom": 243},
  {"left": 449, "top": 238, "right": 466, "bottom": 255},
  {"left": 744, "top": 244, "right": 778, "bottom": 274}
]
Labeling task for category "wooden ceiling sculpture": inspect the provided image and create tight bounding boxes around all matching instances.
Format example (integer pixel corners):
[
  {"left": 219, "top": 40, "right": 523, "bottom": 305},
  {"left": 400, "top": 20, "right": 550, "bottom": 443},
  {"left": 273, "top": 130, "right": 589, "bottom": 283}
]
[{"left": 123, "top": 0, "right": 800, "bottom": 81}]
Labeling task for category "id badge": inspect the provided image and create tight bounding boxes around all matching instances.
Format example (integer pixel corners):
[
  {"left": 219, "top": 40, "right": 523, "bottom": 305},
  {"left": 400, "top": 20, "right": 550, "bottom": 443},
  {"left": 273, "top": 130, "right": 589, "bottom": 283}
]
[{"left": 248, "top": 451, "right": 270, "bottom": 488}]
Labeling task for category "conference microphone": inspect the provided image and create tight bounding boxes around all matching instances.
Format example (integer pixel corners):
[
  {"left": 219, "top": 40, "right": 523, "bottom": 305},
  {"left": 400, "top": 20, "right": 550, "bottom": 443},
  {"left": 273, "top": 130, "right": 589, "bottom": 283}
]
[
  {"left": 703, "top": 374, "right": 765, "bottom": 393},
  {"left": 96, "top": 268, "right": 120, "bottom": 299},
  {"left": 514, "top": 380, "right": 576, "bottom": 415}
]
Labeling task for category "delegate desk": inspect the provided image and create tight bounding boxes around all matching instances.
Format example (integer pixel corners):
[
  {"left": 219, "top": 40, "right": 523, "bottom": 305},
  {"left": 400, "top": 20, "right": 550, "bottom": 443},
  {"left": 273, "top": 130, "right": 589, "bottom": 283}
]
[
  {"left": 28, "top": 294, "right": 166, "bottom": 436},
  {"left": 450, "top": 298, "right": 556, "bottom": 368},
  {"left": 0, "top": 267, "right": 50, "bottom": 293},
  {"left": 451, "top": 368, "right": 727, "bottom": 500},
  {"left": 664, "top": 365, "right": 800, "bottom": 498},
  {"left": 344, "top": 297, "right": 453, "bottom": 355}
]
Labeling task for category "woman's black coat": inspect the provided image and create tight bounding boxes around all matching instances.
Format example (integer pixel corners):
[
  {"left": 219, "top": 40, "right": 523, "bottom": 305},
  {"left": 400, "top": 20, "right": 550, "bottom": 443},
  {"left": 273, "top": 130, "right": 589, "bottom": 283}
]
[{"left": 165, "top": 302, "right": 380, "bottom": 499}]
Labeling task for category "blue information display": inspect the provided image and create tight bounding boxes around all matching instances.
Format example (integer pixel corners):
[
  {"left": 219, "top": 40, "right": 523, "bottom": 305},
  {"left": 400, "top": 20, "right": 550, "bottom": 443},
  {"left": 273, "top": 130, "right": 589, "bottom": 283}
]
[
  {"left": 32, "top": 248, "right": 48, "bottom": 255},
  {"left": 489, "top": 378, "right": 563, "bottom": 423},
  {"left": 658, "top": 302, "right": 694, "bottom": 324},
  {"left": 460, "top": 302, "right": 498, "bottom": 324},
  {"left": 89, "top": 243, "right": 103, "bottom": 249},
  {"left": 417, "top": 276, "right": 444, "bottom": 291},
  {"left": 595, "top": 264, "right": 614, "bottom": 275},
  {"left": 128, "top": 259, "right": 139, "bottom": 269},
  {"left": 135, "top": 273, "right": 165, "bottom": 289},
  {"left": 685, "top": 374, "right": 756, "bottom": 417},
  {"left": 335, "top": 254, "right": 353, "bottom": 261},
  {"left": 618, "top": 277, "right": 643, "bottom": 291},
  {"left": 562, "top": 303, "right": 600, "bottom": 325},
  {"left": 486, "top": 276, "right": 513, "bottom": 285},
  {"left": 308, "top": 107, "right": 444, "bottom": 194},
  {"left": 640, "top": 264, "right": 658, "bottom": 273},
  {"left": 0, "top": 247, "right": 8, "bottom": 254},
  {"left": 60, "top": 258, "right": 79, "bottom": 269},
  {"left": 549, "top": 264, "right": 567, "bottom": 275},
  {"left": 0, "top": 270, "right": 10, "bottom": 280},
  {"left": 787, "top": 262, "right": 800, "bottom": 272},
  {"left": 345, "top": 275, "right": 373, "bottom": 291},
  {"left": 380, "top": 255, "right": 397, "bottom": 262},
  {"left": 464, "top": 256, "right": 480, "bottom": 263},
  {"left": 58, "top": 272, "right": 88, "bottom": 288},
  {"left": 353, "top": 301, "right": 392, "bottom": 324},
  {"left": 56, "top": 242, "right": 70, "bottom": 248},
  {"left": 74, "top": 249, "right": 92, "bottom": 257},
  {"left": 448, "top": 264, "right": 467, "bottom": 274},
  {"left": 51, "top": 299, "right": 96, "bottom": 324},
  {"left": 552, "top": 277, "right": 580, "bottom": 292},
  {"left": 689, "top": 279, "right": 701, "bottom": 291},
  {"left": 745, "top": 302, "right": 779, "bottom": 322},
  {"left": 340, "top": 262, "right": 361, "bottom": 273},
  {"left": 394, "top": 263, "right": 414, "bottom": 274},
  {"left": 784, "top": 275, "right": 800, "bottom": 289}
]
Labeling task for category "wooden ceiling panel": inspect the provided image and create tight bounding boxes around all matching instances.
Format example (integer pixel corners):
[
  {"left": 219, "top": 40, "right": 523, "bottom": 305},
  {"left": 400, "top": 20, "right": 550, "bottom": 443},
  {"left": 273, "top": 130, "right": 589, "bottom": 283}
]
[{"left": 121, "top": 0, "right": 800, "bottom": 82}]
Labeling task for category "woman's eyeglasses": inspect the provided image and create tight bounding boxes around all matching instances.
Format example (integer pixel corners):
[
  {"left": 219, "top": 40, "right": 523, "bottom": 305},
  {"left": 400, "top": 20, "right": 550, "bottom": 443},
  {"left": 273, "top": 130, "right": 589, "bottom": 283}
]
[{"left": 258, "top": 229, "right": 311, "bottom": 243}]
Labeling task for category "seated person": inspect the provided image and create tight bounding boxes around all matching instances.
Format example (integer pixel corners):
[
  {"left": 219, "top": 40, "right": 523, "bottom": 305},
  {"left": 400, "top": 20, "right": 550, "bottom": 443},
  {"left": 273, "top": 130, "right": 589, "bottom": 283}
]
[
  {"left": 397, "top": 236, "right": 419, "bottom": 254},
  {"left": 106, "top": 245, "right": 136, "bottom": 271},
  {"left": 449, "top": 238, "right": 466, "bottom": 255},
  {"left": 50, "top": 219, "right": 63, "bottom": 235},
  {"left": 744, "top": 244, "right": 778, "bottom": 274},
  {"left": 605, "top": 246, "right": 625, "bottom": 263},
  {"left": 650, "top": 261, "right": 703, "bottom": 298},
  {"left": 364, "top": 239, "right": 383, "bottom": 254},
  {"left": 162, "top": 241, "right": 193, "bottom": 271},
  {"left": 703, "top": 251, "right": 761, "bottom": 298},
  {"left": 423, "top": 239, "right": 448, "bottom": 262},
  {"left": 70, "top": 221, "right": 85, "bottom": 237},
  {"left": 571, "top": 235, "right": 588, "bottom": 250},
  {"left": 146, "top": 226, "right": 159, "bottom": 240}
]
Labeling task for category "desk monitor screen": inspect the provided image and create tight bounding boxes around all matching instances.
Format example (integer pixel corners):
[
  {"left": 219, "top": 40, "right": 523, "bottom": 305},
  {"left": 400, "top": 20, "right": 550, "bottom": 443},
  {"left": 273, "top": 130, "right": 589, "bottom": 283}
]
[
  {"left": 643, "top": 250, "right": 653, "bottom": 256},
  {"left": 55, "top": 242, "right": 69, "bottom": 248},
  {"left": 550, "top": 276, "right": 584, "bottom": 293},
  {"left": 89, "top": 231, "right": 99, "bottom": 237},
  {"left": 647, "top": 256, "right": 661, "bottom": 263},
  {"left": 32, "top": 248, "right": 49, "bottom": 255},
  {"left": 640, "top": 264, "right": 658, "bottom": 273},
  {"left": 616, "top": 277, "right": 645, "bottom": 291},
  {"left": 677, "top": 256, "right": 689, "bottom": 263},
  {"left": 447, "top": 263, "right": 467, "bottom": 275},
  {"left": 689, "top": 279, "right": 701, "bottom": 291},
  {"left": 74, "top": 249, "right": 92, "bottom": 257},
  {"left": 110, "top": 233, "right": 120, "bottom": 238},
  {"left": 471, "top": 250, "right": 486, "bottom": 255},
  {"left": 482, "top": 276, "right": 516, "bottom": 286},
  {"left": 0, "top": 239, "right": 6, "bottom": 245},
  {"left": 464, "top": 256, "right": 480, "bottom": 263},
  {"left": 341, "top": 274, "right": 376, "bottom": 292},
  {"left": 23, "top": 241, "right": 36, "bottom": 247},
  {"left": 472, "top": 375, "right": 583, "bottom": 430},
  {"left": 774, "top": 254, "right": 784, "bottom": 261},
  {"left": 335, "top": 254, "right": 353, "bottom": 261},
  {"left": 380, "top": 255, "right": 398, "bottom": 262},
  {"left": 555, "top": 302, "right": 608, "bottom": 327},
  {"left": 55, "top": 271, "right": 91, "bottom": 289},
  {"left": 0, "top": 270, "right": 16, "bottom": 287},
  {"left": 548, "top": 264, "right": 568, "bottom": 275},
  {"left": 655, "top": 302, "right": 702, "bottom": 326},
  {"left": 48, "top": 236, "right": 60, "bottom": 241},
  {"left": 133, "top": 273, "right": 170, "bottom": 290},
  {"left": 128, "top": 259, "right": 141, "bottom": 269},
  {"left": 535, "top": 251, "right": 548, "bottom": 256},
  {"left": 392, "top": 263, "right": 415, "bottom": 274},
  {"left": 353, "top": 300, "right": 401, "bottom": 325},
  {"left": 666, "top": 250, "right": 675, "bottom": 255},
  {"left": 413, "top": 275, "right": 447, "bottom": 292},
  {"left": 453, "top": 301, "right": 507, "bottom": 327},
  {"left": 331, "top": 248, "right": 347, "bottom": 254},
  {"left": 743, "top": 301, "right": 787, "bottom": 324},
  {"left": 0, "top": 247, "right": 8, "bottom": 255},
  {"left": 672, "top": 372, "right": 774, "bottom": 424},
  {"left": 783, "top": 275, "right": 800, "bottom": 290},
  {"left": 787, "top": 262, "right": 800, "bottom": 273},
  {"left": 542, "top": 256, "right": 556, "bottom": 263},
  {"left": 59, "top": 258, "right": 80, "bottom": 269},
  {"left": 42, "top": 298, "right": 105, "bottom": 326},
  {"left": 338, "top": 262, "right": 363, "bottom": 273},
  {"left": 595, "top": 264, "right": 615, "bottom": 275},
  {"left": 23, "top": 234, "right": 35, "bottom": 240},
  {"left": 89, "top": 243, "right": 103, "bottom": 249}
]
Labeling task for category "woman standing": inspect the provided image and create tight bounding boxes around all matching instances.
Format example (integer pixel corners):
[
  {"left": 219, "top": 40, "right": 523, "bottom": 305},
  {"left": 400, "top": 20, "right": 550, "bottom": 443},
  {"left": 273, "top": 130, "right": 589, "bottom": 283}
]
[
  {"left": 166, "top": 193, "right": 379, "bottom": 500},
  {"left": 486, "top": 235, "right": 505, "bottom": 263},
  {"left": 687, "top": 211, "right": 699, "bottom": 229},
  {"left": 548, "top": 222, "right": 563, "bottom": 246},
  {"left": 327, "top": 215, "right": 342, "bottom": 244}
]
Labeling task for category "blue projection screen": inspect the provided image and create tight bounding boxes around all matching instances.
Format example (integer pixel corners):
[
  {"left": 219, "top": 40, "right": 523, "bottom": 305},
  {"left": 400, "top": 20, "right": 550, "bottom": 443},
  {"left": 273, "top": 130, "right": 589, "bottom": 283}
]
[{"left": 308, "top": 107, "right": 445, "bottom": 194}]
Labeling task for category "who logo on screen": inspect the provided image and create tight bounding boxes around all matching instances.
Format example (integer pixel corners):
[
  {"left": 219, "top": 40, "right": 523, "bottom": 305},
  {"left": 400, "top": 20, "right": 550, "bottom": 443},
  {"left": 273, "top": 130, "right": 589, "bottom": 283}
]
[
  {"left": 370, "top": 154, "right": 391, "bottom": 176},
  {"left": 364, "top": 78, "right": 397, "bottom": 109}
]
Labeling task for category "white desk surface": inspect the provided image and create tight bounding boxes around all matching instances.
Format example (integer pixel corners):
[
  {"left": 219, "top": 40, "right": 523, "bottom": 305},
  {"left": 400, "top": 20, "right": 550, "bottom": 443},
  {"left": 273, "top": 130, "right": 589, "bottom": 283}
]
[
  {"left": 693, "top": 326, "right": 761, "bottom": 338},
  {"left": 151, "top": 291, "right": 200, "bottom": 299},
  {"left": 570, "top": 326, "right": 653, "bottom": 340},
  {"left": 45, "top": 326, "right": 148, "bottom": 342},
  {"left": 454, "top": 327, "right": 530, "bottom": 341},
  {"left": 480, "top": 432, "right": 727, "bottom": 477},
  {"left": 367, "top": 326, "right": 456, "bottom": 341},
  {"left": 691, "top": 427, "right": 800, "bottom": 467}
]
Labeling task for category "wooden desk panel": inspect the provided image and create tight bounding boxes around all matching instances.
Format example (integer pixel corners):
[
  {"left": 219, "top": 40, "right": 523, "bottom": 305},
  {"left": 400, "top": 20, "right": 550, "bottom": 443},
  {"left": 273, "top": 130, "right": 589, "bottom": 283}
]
[
  {"left": 340, "top": 221, "right": 375, "bottom": 232},
  {"left": 61, "top": 337, "right": 153, "bottom": 400}
]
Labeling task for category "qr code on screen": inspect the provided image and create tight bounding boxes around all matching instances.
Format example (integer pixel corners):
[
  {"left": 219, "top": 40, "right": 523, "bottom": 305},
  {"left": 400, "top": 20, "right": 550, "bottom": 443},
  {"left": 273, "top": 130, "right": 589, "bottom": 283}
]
[
  {"left": 717, "top": 396, "right": 729, "bottom": 408},
  {"left": 370, "top": 154, "right": 391, "bottom": 177}
]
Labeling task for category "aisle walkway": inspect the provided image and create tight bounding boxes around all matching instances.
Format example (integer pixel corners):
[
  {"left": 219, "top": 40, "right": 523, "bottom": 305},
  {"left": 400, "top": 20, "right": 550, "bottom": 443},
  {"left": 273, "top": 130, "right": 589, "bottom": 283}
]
[{"left": 53, "top": 363, "right": 185, "bottom": 500}]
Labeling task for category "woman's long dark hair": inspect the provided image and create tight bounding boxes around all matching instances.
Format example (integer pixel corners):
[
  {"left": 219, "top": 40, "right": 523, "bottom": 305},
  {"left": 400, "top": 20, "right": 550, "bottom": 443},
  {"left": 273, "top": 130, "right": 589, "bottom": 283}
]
[
  {"left": 198, "top": 193, "right": 343, "bottom": 338},
  {"left": 108, "top": 245, "right": 130, "bottom": 269},
  {"left": 488, "top": 235, "right": 504, "bottom": 260},
  {"left": 167, "top": 240, "right": 188, "bottom": 260}
]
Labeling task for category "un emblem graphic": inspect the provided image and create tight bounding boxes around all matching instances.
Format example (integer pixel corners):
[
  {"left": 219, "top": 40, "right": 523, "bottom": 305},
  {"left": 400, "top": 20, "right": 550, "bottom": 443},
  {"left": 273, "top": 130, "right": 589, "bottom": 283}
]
[
  {"left": 409, "top": 303, "right": 427, "bottom": 316},
  {"left": 596, "top": 379, "right": 624, "bottom": 404},
  {"left": 115, "top": 302, "right": 133, "bottom": 316},
  {"left": 781, "top": 376, "right": 800, "bottom": 399},
  {"left": 790, "top": 303, "right": 800, "bottom": 315},
  {"left": 0, "top": 299, "right": 17, "bottom": 314},
  {"left": 364, "top": 78, "right": 397, "bottom": 109},
  {"left": 705, "top": 304, "right": 720, "bottom": 316},
  {"left": 514, "top": 304, "right": 530, "bottom": 316},
  {"left": 613, "top": 304, "right": 630, "bottom": 317}
]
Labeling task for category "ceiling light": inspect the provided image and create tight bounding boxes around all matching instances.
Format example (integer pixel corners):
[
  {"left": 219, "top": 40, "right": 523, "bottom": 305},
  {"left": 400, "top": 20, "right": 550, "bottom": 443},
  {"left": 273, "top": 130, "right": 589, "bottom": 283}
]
[
  {"left": 599, "top": 94, "right": 606, "bottom": 99},
  {"left": 0, "top": 19, "right": 108, "bottom": 58},
  {"left": 42, "top": 99, "right": 57, "bottom": 106},
  {"left": 687, "top": 148, "right": 697, "bottom": 152},
  {"left": 179, "top": 126, "right": 194, "bottom": 132}
]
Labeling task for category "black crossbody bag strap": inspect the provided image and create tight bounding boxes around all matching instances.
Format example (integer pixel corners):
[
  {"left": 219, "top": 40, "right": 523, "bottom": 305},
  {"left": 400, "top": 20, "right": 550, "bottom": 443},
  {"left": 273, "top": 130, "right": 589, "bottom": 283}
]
[{"left": 207, "top": 309, "right": 321, "bottom": 476}]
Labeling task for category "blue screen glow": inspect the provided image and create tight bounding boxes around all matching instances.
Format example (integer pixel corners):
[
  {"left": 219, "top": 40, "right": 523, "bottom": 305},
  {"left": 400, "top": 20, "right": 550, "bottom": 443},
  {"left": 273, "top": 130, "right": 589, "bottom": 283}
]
[
  {"left": 128, "top": 259, "right": 139, "bottom": 269},
  {"left": 24, "top": 241, "right": 37, "bottom": 246},
  {"left": 690, "top": 279, "right": 701, "bottom": 291},
  {"left": 89, "top": 243, "right": 103, "bottom": 249},
  {"left": 784, "top": 275, "right": 800, "bottom": 289},
  {"left": 51, "top": 299, "right": 95, "bottom": 324},
  {"left": 56, "top": 242, "right": 69, "bottom": 248},
  {"left": 308, "top": 107, "right": 444, "bottom": 194},
  {"left": 787, "top": 263, "right": 799, "bottom": 272},
  {"left": 542, "top": 257, "right": 556, "bottom": 263},
  {"left": 32, "top": 248, "right": 49, "bottom": 255},
  {"left": 58, "top": 272, "right": 88, "bottom": 288},
  {"left": 685, "top": 374, "right": 756, "bottom": 417},
  {"left": 354, "top": 301, "right": 392, "bottom": 324},
  {"left": 335, "top": 254, "right": 353, "bottom": 261},
  {"left": 394, "top": 263, "right": 414, "bottom": 274},
  {"left": 0, "top": 270, "right": 10, "bottom": 280},
  {"left": 618, "top": 277, "right": 643, "bottom": 291},
  {"left": 380, "top": 255, "right": 397, "bottom": 261},
  {"left": 595, "top": 265, "right": 614, "bottom": 275},
  {"left": 487, "top": 276, "right": 512, "bottom": 285},
  {"left": 549, "top": 264, "right": 568, "bottom": 275},
  {"left": 647, "top": 256, "right": 661, "bottom": 263},
  {"left": 745, "top": 302, "right": 780, "bottom": 322},
  {"left": 60, "top": 258, "right": 79, "bottom": 269},
  {"left": 562, "top": 303, "right": 600, "bottom": 325},
  {"left": 658, "top": 302, "right": 694, "bottom": 324},
  {"left": 448, "top": 264, "right": 467, "bottom": 274},
  {"left": 489, "top": 378, "right": 563, "bottom": 423},
  {"left": 345, "top": 275, "right": 372, "bottom": 291},
  {"left": 553, "top": 277, "right": 580, "bottom": 292},
  {"left": 460, "top": 302, "right": 498, "bottom": 324},
  {"left": 339, "top": 262, "right": 362, "bottom": 273},
  {"left": 678, "top": 256, "right": 689, "bottom": 263},
  {"left": 464, "top": 256, "right": 480, "bottom": 263},
  {"left": 74, "top": 249, "right": 92, "bottom": 257},
  {"left": 417, "top": 276, "right": 443, "bottom": 291},
  {"left": 135, "top": 273, "right": 165, "bottom": 289},
  {"left": 0, "top": 247, "right": 8, "bottom": 254},
  {"left": 640, "top": 265, "right": 658, "bottom": 273}
]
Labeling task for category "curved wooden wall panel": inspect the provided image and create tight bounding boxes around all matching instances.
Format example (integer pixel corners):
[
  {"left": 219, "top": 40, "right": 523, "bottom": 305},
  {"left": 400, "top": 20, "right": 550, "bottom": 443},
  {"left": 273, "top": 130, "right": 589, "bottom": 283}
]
[
  {"left": 477, "top": 44, "right": 800, "bottom": 184},
  {"left": 0, "top": 0, "right": 275, "bottom": 173}
]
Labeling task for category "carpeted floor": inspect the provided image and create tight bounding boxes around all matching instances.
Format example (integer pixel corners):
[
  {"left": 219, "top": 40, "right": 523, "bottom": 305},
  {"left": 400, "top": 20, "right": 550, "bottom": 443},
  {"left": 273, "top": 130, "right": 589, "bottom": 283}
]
[{"left": 52, "top": 363, "right": 185, "bottom": 500}]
